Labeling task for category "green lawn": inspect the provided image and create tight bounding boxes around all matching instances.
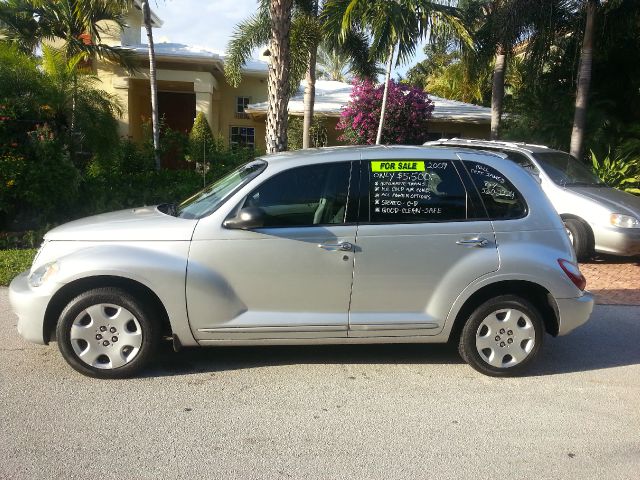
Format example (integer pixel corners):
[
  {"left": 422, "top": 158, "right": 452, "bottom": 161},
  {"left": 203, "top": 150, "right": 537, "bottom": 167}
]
[{"left": 0, "top": 249, "right": 36, "bottom": 286}]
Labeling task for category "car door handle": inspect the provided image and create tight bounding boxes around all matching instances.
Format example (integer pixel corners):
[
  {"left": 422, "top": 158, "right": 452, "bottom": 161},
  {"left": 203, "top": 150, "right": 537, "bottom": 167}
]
[
  {"left": 456, "top": 237, "right": 489, "bottom": 247},
  {"left": 318, "top": 242, "right": 353, "bottom": 252}
]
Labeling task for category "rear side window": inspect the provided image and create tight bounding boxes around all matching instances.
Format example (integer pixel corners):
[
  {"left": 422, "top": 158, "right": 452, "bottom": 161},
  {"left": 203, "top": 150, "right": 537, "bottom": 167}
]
[
  {"left": 463, "top": 161, "right": 527, "bottom": 220},
  {"left": 363, "top": 160, "right": 467, "bottom": 223}
]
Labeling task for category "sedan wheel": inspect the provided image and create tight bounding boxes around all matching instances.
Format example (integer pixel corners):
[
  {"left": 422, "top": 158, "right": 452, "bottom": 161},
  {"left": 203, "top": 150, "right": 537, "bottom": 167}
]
[
  {"left": 474, "top": 308, "right": 536, "bottom": 369},
  {"left": 57, "top": 288, "right": 159, "bottom": 379},
  {"left": 70, "top": 303, "right": 143, "bottom": 370},
  {"left": 459, "top": 295, "right": 544, "bottom": 376}
]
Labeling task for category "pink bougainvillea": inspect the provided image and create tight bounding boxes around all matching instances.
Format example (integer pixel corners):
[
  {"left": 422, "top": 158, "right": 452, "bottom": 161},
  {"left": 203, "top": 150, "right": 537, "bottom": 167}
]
[{"left": 337, "top": 79, "right": 434, "bottom": 145}]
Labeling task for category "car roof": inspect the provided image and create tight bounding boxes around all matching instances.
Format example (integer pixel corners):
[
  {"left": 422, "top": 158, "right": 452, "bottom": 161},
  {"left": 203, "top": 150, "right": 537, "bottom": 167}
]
[
  {"left": 260, "top": 144, "right": 507, "bottom": 165},
  {"left": 424, "top": 138, "right": 558, "bottom": 154}
]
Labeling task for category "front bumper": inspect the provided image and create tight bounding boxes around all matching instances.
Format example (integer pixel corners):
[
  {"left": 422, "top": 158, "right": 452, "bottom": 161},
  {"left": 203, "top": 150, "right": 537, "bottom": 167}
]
[
  {"left": 555, "top": 291, "right": 595, "bottom": 336},
  {"left": 594, "top": 226, "right": 640, "bottom": 257},
  {"left": 8, "top": 271, "right": 54, "bottom": 345}
]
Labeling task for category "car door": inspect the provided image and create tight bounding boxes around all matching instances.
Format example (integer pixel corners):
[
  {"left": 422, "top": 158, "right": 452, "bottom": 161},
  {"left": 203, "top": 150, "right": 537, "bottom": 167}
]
[
  {"left": 348, "top": 155, "right": 500, "bottom": 337},
  {"left": 186, "top": 161, "right": 357, "bottom": 342}
]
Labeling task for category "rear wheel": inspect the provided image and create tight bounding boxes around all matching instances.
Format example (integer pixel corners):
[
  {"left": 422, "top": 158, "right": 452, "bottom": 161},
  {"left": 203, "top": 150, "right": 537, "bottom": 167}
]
[
  {"left": 564, "top": 218, "right": 591, "bottom": 261},
  {"left": 56, "top": 288, "right": 159, "bottom": 379},
  {"left": 459, "top": 295, "right": 544, "bottom": 377}
]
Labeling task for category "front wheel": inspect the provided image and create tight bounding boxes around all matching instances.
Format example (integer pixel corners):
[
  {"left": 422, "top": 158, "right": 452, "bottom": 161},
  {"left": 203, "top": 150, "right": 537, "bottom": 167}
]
[
  {"left": 56, "top": 287, "right": 160, "bottom": 379},
  {"left": 458, "top": 295, "right": 544, "bottom": 377}
]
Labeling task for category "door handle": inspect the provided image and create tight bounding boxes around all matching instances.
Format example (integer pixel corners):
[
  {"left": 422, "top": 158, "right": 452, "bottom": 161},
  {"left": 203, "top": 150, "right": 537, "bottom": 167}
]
[
  {"left": 456, "top": 237, "right": 489, "bottom": 247},
  {"left": 318, "top": 241, "right": 353, "bottom": 252}
]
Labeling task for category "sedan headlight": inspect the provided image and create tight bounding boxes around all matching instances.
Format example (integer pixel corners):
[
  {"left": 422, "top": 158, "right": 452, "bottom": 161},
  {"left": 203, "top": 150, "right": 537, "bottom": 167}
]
[
  {"left": 610, "top": 214, "right": 640, "bottom": 229},
  {"left": 28, "top": 261, "right": 59, "bottom": 288}
]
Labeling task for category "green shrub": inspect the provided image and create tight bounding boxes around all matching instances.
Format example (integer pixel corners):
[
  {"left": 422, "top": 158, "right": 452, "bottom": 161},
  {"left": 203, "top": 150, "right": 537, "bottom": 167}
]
[
  {"left": 287, "top": 116, "right": 329, "bottom": 150},
  {"left": 591, "top": 150, "right": 640, "bottom": 195},
  {"left": 0, "top": 249, "right": 36, "bottom": 286},
  {"left": 187, "top": 112, "right": 220, "bottom": 164}
]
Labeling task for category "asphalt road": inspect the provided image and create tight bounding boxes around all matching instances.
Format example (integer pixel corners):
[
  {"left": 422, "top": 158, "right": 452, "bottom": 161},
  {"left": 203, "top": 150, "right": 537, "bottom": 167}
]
[{"left": 1, "top": 288, "right": 639, "bottom": 480}]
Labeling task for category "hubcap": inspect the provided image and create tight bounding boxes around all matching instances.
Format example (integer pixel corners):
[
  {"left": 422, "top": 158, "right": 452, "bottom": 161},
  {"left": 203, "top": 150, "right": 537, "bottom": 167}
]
[
  {"left": 475, "top": 308, "right": 535, "bottom": 368},
  {"left": 70, "top": 303, "right": 143, "bottom": 369}
]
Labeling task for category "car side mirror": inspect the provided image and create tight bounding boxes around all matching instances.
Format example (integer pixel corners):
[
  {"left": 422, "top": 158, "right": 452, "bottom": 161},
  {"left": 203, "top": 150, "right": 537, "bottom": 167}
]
[{"left": 223, "top": 207, "right": 266, "bottom": 230}]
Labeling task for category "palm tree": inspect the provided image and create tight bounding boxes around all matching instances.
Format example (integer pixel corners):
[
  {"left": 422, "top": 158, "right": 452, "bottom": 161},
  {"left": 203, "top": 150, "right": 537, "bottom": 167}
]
[
  {"left": 323, "top": 0, "right": 470, "bottom": 145},
  {"left": 226, "top": 0, "right": 375, "bottom": 152},
  {"left": 40, "top": 44, "right": 122, "bottom": 156},
  {"left": 316, "top": 41, "right": 354, "bottom": 82},
  {"left": 0, "top": 0, "right": 134, "bottom": 67},
  {"left": 569, "top": 0, "right": 598, "bottom": 160},
  {"left": 140, "top": 0, "right": 160, "bottom": 169},
  {"left": 266, "top": 0, "right": 294, "bottom": 152}
]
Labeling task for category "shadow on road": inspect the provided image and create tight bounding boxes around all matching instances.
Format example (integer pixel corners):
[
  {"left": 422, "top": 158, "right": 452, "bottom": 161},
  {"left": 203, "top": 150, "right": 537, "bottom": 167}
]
[
  {"left": 143, "top": 305, "right": 640, "bottom": 378},
  {"left": 147, "top": 342, "right": 463, "bottom": 378}
]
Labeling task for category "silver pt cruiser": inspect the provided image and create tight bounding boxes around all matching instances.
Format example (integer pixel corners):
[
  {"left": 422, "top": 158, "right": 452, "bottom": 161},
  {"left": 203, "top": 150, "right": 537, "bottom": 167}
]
[{"left": 9, "top": 146, "right": 594, "bottom": 378}]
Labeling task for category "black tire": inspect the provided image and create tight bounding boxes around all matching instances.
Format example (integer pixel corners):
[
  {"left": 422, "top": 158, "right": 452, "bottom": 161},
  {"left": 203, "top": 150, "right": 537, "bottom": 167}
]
[
  {"left": 564, "top": 218, "right": 591, "bottom": 261},
  {"left": 458, "top": 295, "right": 544, "bottom": 377},
  {"left": 56, "top": 287, "right": 160, "bottom": 379}
]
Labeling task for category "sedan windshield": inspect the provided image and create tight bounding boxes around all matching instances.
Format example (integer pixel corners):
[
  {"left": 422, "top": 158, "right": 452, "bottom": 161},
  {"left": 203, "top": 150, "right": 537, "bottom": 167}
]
[
  {"left": 533, "top": 151, "right": 604, "bottom": 187},
  {"left": 177, "top": 160, "right": 267, "bottom": 219}
]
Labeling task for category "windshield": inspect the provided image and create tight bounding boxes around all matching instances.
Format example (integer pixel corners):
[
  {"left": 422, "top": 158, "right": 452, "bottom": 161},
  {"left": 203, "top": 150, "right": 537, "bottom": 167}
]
[
  {"left": 177, "top": 160, "right": 267, "bottom": 219},
  {"left": 533, "top": 151, "right": 604, "bottom": 187}
]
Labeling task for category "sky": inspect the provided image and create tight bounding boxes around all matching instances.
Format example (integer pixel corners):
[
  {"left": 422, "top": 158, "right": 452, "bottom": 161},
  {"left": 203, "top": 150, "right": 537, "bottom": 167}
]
[{"left": 151, "top": 0, "right": 424, "bottom": 77}]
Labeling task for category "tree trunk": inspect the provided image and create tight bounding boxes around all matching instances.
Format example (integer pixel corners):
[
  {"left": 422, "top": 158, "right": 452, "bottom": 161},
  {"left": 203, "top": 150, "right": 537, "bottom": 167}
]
[
  {"left": 142, "top": 0, "right": 160, "bottom": 170},
  {"left": 376, "top": 43, "right": 395, "bottom": 145},
  {"left": 266, "top": 0, "right": 293, "bottom": 153},
  {"left": 490, "top": 45, "right": 507, "bottom": 140},
  {"left": 302, "top": 1, "right": 319, "bottom": 150},
  {"left": 570, "top": 0, "right": 597, "bottom": 160}
]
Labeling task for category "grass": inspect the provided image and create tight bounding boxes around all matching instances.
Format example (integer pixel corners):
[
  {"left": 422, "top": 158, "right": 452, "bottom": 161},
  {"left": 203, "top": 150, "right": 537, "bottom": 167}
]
[{"left": 0, "top": 249, "right": 36, "bottom": 286}]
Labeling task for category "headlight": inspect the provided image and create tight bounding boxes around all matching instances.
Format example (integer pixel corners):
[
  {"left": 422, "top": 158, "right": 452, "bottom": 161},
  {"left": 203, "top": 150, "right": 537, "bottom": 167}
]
[
  {"left": 28, "top": 261, "right": 59, "bottom": 288},
  {"left": 610, "top": 214, "right": 640, "bottom": 229}
]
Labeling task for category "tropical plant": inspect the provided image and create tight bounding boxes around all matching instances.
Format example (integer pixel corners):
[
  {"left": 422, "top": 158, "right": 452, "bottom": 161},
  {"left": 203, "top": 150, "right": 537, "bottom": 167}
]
[
  {"left": 337, "top": 78, "right": 434, "bottom": 145},
  {"left": 287, "top": 115, "right": 328, "bottom": 150},
  {"left": 225, "top": 0, "right": 376, "bottom": 152},
  {"left": 0, "top": 0, "right": 134, "bottom": 67},
  {"left": 316, "top": 41, "right": 354, "bottom": 82},
  {"left": 404, "top": 38, "right": 491, "bottom": 104},
  {"left": 590, "top": 150, "right": 640, "bottom": 195},
  {"left": 40, "top": 45, "right": 121, "bottom": 163},
  {"left": 323, "top": 0, "right": 470, "bottom": 145}
]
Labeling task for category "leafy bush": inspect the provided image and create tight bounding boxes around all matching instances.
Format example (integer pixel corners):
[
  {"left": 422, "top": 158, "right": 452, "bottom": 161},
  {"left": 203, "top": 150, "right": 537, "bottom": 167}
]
[
  {"left": 0, "top": 249, "right": 36, "bottom": 286},
  {"left": 591, "top": 150, "right": 640, "bottom": 195},
  {"left": 287, "top": 116, "right": 328, "bottom": 150},
  {"left": 337, "top": 79, "right": 434, "bottom": 145},
  {"left": 186, "top": 112, "right": 220, "bottom": 164}
]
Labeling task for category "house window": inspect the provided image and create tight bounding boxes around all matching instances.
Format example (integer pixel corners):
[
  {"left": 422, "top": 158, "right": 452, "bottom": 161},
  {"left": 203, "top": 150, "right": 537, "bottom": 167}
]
[
  {"left": 236, "top": 96, "right": 250, "bottom": 119},
  {"left": 230, "top": 126, "right": 255, "bottom": 149}
]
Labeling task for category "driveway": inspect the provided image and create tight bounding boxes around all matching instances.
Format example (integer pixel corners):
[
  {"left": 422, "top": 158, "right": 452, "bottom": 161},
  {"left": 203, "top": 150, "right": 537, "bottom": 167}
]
[
  {"left": 580, "top": 256, "right": 640, "bottom": 305},
  {"left": 0, "top": 288, "right": 638, "bottom": 480}
]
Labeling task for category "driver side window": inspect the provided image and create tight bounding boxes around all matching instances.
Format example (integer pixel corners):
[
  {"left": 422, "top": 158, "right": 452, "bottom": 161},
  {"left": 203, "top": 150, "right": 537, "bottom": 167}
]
[{"left": 243, "top": 162, "right": 351, "bottom": 227}]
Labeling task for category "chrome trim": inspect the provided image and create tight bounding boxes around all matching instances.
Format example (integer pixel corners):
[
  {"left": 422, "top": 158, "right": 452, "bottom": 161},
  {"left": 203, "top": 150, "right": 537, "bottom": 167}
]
[
  {"left": 197, "top": 325, "right": 348, "bottom": 333},
  {"left": 349, "top": 323, "right": 439, "bottom": 331}
]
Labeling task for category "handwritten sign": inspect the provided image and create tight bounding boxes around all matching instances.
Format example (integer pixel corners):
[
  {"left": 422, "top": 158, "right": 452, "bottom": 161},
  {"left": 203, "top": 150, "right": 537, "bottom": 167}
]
[{"left": 369, "top": 160, "right": 465, "bottom": 222}]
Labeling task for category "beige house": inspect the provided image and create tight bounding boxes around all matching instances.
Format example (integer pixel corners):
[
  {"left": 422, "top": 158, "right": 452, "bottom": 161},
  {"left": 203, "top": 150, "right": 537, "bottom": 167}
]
[
  {"left": 98, "top": 2, "right": 268, "bottom": 150},
  {"left": 97, "top": 3, "right": 490, "bottom": 153}
]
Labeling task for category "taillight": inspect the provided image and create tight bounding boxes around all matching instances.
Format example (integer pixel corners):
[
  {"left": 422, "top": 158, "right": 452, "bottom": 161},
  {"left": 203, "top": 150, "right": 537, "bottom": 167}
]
[{"left": 558, "top": 258, "right": 587, "bottom": 291}]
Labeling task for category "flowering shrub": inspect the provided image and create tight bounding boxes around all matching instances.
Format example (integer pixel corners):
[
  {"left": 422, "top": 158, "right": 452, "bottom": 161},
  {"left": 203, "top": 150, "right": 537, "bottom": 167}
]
[{"left": 337, "top": 79, "right": 434, "bottom": 145}]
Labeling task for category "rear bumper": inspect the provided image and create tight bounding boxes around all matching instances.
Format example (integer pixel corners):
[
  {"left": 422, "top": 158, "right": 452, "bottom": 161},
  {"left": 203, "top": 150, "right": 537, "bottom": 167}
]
[
  {"left": 8, "top": 271, "right": 53, "bottom": 345},
  {"left": 555, "top": 291, "right": 595, "bottom": 336},
  {"left": 594, "top": 226, "right": 640, "bottom": 257}
]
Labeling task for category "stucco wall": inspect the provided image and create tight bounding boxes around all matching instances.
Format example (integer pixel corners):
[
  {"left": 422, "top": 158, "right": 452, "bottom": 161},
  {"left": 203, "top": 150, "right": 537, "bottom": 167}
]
[{"left": 213, "top": 74, "right": 267, "bottom": 151}]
